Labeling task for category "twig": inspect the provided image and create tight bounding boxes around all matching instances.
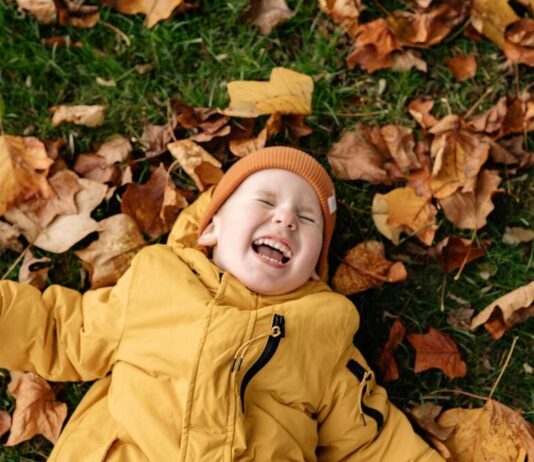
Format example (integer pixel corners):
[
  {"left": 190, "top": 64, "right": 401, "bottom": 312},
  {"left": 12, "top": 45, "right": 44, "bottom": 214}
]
[
  {"left": 440, "top": 271, "right": 447, "bottom": 312},
  {"left": 488, "top": 336, "right": 519, "bottom": 399},
  {"left": 1, "top": 244, "right": 32, "bottom": 280},
  {"left": 430, "top": 388, "right": 489, "bottom": 402},
  {"left": 464, "top": 87, "right": 494, "bottom": 120},
  {"left": 102, "top": 22, "right": 131, "bottom": 46}
]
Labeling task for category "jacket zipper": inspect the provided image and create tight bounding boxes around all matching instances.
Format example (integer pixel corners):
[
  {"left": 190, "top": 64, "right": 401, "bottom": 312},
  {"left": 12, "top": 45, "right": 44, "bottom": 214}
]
[
  {"left": 234, "top": 314, "right": 285, "bottom": 413},
  {"left": 346, "top": 359, "right": 384, "bottom": 432}
]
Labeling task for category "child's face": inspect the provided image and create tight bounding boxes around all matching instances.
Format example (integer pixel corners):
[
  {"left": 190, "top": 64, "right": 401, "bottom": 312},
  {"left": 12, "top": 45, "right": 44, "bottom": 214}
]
[{"left": 198, "top": 169, "right": 324, "bottom": 295}]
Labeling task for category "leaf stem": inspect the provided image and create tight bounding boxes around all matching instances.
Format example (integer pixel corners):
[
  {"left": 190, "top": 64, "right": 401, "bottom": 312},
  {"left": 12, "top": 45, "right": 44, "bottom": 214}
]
[{"left": 488, "top": 336, "right": 519, "bottom": 399}]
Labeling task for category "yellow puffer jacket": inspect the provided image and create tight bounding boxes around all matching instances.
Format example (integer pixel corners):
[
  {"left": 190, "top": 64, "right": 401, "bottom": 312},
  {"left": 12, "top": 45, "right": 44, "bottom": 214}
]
[{"left": 0, "top": 190, "right": 443, "bottom": 462}]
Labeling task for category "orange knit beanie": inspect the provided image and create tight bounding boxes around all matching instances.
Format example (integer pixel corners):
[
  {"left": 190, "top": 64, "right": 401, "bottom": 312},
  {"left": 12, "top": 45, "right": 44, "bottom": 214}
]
[{"left": 197, "top": 146, "right": 336, "bottom": 279}]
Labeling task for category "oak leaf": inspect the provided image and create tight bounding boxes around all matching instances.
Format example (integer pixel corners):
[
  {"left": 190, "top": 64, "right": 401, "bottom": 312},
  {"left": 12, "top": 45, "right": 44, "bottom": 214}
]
[
  {"left": 167, "top": 140, "right": 223, "bottom": 191},
  {"left": 0, "top": 221, "right": 22, "bottom": 254},
  {"left": 0, "top": 411, "right": 10, "bottom": 438},
  {"left": 242, "top": 0, "right": 293, "bottom": 35},
  {"left": 433, "top": 236, "right": 486, "bottom": 273},
  {"left": 18, "top": 250, "right": 51, "bottom": 290},
  {"left": 376, "top": 318, "right": 406, "bottom": 382},
  {"left": 6, "top": 371, "right": 67, "bottom": 446},
  {"left": 407, "top": 327, "right": 467, "bottom": 379},
  {"left": 51, "top": 104, "right": 105, "bottom": 127},
  {"left": 435, "top": 399, "right": 534, "bottom": 461},
  {"left": 443, "top": 53, "right": 477, "bottom": 81},
  {"left": 408, "top": 403, "right": 454, "bottom": 441},
  {"left": 221, "top": 67, "right": 313, "bottom": 117},
  {"left": 439, "top": 169, "right": 502, "bottom": 230},
  {"left": 0, "top": 135, "right": 54, "bottom": 217},
  {"left": 471, "top": 0, "right": 519, "bottom": 49},
  {"left": 16, "top": 0, "right": 56, "bottom": 23},
  {"left": 75, "top": 214, "right": 146, "bottom": 288},
  {"left": 102, "top": 0, "right": 195, "bottom": 28},
  {"left": 471, "top": 281, "right": 534, "bottom": 339},
  {"left": 318, "top": 0, "right": 363, "bottom": 38}
]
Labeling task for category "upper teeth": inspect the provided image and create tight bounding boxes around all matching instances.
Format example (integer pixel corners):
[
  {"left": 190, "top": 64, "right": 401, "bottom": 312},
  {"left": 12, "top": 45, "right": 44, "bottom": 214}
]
[{"left": 253, "top": 238, "right": 293, "bottom": 259}]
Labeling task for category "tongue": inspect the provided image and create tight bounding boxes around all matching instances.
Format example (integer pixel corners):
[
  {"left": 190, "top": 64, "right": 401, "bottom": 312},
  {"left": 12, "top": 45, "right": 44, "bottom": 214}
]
[{"left": 256, "top": 244, "right": 284, "bottom": 262}]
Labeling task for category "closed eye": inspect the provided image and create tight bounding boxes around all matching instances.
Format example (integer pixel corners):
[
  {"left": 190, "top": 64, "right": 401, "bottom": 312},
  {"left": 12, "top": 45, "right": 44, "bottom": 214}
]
[
  {"left": 258, "top": 199, "right": 274, "bottom": 206},
  {"left": 299, "top": 215, "right": 316, "bottom": 223}
]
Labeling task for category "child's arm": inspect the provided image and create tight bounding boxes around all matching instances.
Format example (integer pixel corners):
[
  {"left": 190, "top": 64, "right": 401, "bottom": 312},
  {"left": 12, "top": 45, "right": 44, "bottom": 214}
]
[
  {"left": 0, "top": 264, "right": 133, "bottom": 382},
  {"left": 315, "top": 344, "right": 445, "bottom": 462}
]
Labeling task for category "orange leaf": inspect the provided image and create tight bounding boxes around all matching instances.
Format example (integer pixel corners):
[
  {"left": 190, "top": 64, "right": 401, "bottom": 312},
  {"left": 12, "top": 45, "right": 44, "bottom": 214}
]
[
  {"left": 376, "top": 318, "right": 406, "bottom": 382},
  {"left": 443, "top": 53, "right": 477, "bottom": 81},
  {"left": 407, "top": 327, "right": 467, "bottom": 379},
  {"left": 433, "top": 236, "right": 486, "bottom": 273},
  {"left": 471, "top": 0, "right": 519, "bottom": 49},
  {"left": 319, "top": 0, "right": 363, "bottom": 38},
  {"left": 408, "top": 98, "right": 438, "bottom": 129}
]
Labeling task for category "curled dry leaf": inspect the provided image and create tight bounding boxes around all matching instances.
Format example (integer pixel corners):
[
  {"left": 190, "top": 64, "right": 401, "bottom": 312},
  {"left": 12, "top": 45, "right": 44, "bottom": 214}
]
[
  {"left": 121, "top": 165, "right": 187, "bottom": 239},
  {"left": 432, "top": 236, "right": 486, "bottom": 273},
  {"left": 318, "top": 0, "right": 363, "bottom": 38},
  {"left": 471, "top": 0, "right": 519, "bottom": 49},
  {"left": 434, "top": 399, "right": 534, "bottom": 461},
  {"left": 376, "top": 318, "right": 406, "bottom": 382},
  {"left": 242, "top": 0, "right": 294, "bottom": 36},
  {"left": 0, "top": 411, "right": 10, "bottom": 438},
  {"left": 372, "top": 187, "right": 437, "bottom": 246},
  {"left": 18, "top": 250, "right": 51, "bottom": 290},
  {"left": 0, "top": 135, "right": 54, "bottom": 217},
  {"left": 439, "top": 169, "right": 502, "bottom": 230},
  {"left": 51, "top": 104, "right": 105, "bottom": 127},
  {"left": 56, "top": 0, "right": 100, "bottom": 28},
  {"left": 141, "top": 123, "right": 175, "bottom": 158},
  {"left": 0, "top": 221, "right": 22, "bottom": 253},
  {"left": 6, "top": 371, "right": 67, "bottom": 446},
  {"left": 16, "top": 0, "right": 56, "bottom": 23},
  {"left": 408, "top": 402, "right": 454, "bottom": 441},
  {"left": 229, "top": 113, "right": 282, "bottom": 157},
  {"left": 332, "top": 240, "right": 407, "bottom": 295},
  {"left": 221, "top": 67, "right": 313, "bottom": 117},
  {"left": 471, "top": 281, "right": 534, "bottom": 340},
  {"left": 408, "top": 98, "right": 438, "bottom": 130},
  {"left": 490, "top": 137, "right": 534, "bottom": 168},
  {"left": 468, "top": 97, "right": 508, "bottom": 134},
  {"left": 407, "top": 327, "right": 467, "bottom": 379},
  {"left": 504, "top": 19, "right": 534, "bottom": 66},
  {"left": 75, "top": 214, "right": 146, "bottom": 289},
  {"left": 443, "top": 53, "right": 477, "bottom": 81},
  {"left": 503, "top": 226, "right": 534, "bottom": 245},
  {"left": 167, "top": 140, "right": 223, "bottom": 191}
]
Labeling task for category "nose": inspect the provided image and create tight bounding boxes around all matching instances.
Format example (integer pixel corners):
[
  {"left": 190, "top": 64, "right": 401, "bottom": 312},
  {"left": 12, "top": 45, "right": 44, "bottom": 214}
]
[{"left": 272, "top": 208, "right": 297, "bottom": 230}]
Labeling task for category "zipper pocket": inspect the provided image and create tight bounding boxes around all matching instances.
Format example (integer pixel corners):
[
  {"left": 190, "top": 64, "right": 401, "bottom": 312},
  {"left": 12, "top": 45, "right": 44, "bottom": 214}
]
[
  {"left": 346, "top": 359, "right": 384, "bottom": 432},
  {"left": 239, "top": 314, "right": 285, "bottom": 413}
]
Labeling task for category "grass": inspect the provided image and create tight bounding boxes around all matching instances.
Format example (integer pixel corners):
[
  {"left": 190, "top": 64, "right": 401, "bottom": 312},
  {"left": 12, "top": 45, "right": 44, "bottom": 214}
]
[{"left": 1, "top": 0, "right": 534, "bottom": 459}]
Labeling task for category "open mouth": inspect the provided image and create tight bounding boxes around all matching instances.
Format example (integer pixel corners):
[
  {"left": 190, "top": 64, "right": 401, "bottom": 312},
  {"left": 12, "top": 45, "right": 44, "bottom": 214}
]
[{"left": 252, "top": 238, "right": 293, "bottom": 265}]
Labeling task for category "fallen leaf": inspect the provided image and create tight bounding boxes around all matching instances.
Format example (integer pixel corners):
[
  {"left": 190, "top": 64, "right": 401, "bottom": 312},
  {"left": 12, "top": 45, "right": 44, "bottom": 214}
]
[
  {"left": 408, "top": 98, "right": 438, "bottom": 129},
  {"left": 221, "top": 67, "right": 313, "bottom": 117},
  {"left": 381, "top": 125, "right": 420, "bottom": 172},
  {"left": 468, "top": 97, "right": 508, "bottom": 134},
  {"left": 435, "top": 399, "right": 534, "bottom": 461},
  {"left": 503, "top": 226, "right": 534, "bottom": 245},
  {"left": 471, "top": 281, "right": 534, "bottom": 339},
  {"left": 439, "top": 169, "right": 502, "bottom": 230},
  {"left": 372, "top": 187, "right": 437, "bottom": 246},
  {"left": 0, "top": 411, "right": 10, "bottom": 438},
  {"left": 318, "top": 0, "right": 363, "bottom": 37},
  {"left": 56, "top": 0, "right": 100, "bottom": 28},
  {"left": 16, "top": 0, "right": 56, "bottom": 23},
  {"left": 407, "top": 327, "right": 467, "bottom": 379},
  {"left": 433, "top": 236, "right": 486, "bottom": 273},
  {"left": 229, "top": 113, "right": 282, "bottom": 157},
  {"left": 0, "top": 221, "right": 22, "bottom": 253},
  {"left": 167, "top": 140, "right": 223, "bottom": 191},
  {"left": 447, "top": 306, "right": 475, "bottom": 330},
  {"left": 490, "top": 137, "right": 534, "bottom": 168},
  {"left": 376, "top": 318, "right": 406, "bottom": 382},
  {"left": 443, "top": 53, "right": 477, "bottom": 81},
  {"left": 242, "top": 0, "right": 294, "bottom": 35},
  {"left": 140, "top": 123, "right": 175, "bottom": 157},
  {"left": 50, "top": 105, "right": 105, "bottom": 127},
  {"left": 75, "top": 214, "right": 146, "bottom": 288},
  {"left": 0, "top": 135, "right": 54, "bottom": 217},
  {"left": 18, "top": 250, "right": 51, "bottom": 290},
  {"left": 121, "top": 165, "right": 187, "bottom": 238},
  {"left": 42, "top": 36, "right": 83, "bottom": 47},
  {"left": 408, "top": 402, "right": 455, "bottom": 440},
  {"left": 471, "top": 0, "right": 519, "bottom": 49},
  {"left": 6, "top": 371, "right": 67, "bottom": 446},
  {"left": 503, "top": 19, "right": 534, "bottom": 66}
]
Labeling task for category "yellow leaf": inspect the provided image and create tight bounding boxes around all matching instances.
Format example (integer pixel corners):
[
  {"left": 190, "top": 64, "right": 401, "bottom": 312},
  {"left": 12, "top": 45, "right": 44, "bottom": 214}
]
[
  {"left": 221, "top": 67, "right": 313, "bottom": 118},
  {"left": 471, "top": 0, "right": 519, "bottom": 49},
  {"left": 106, "top": 0, "right": 187, "bottom": 28}
]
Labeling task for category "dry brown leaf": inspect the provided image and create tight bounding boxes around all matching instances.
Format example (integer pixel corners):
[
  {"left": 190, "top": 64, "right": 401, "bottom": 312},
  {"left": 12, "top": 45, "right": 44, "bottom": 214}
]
[
  {"left": 6, "top": 371, "right": 67, "bottom": 446},
  {"left": 332, "top": 240, "right": 407, "bottom": 295},
  {"left": 18, "top": 250, "right": 51, "bottom": 290},
  {"left": 406, "top": 144, "right": 433, "bottom": 198},
  {"left": 447, "top": 306, "right": 475, "bottom": 330},
  {"left": 42, "top": 36, "right": 83, "bottom": 48},
  {"left": 96, "top": 135, "right": 132, "bottom": 164},
  {"left": 381, "top": 125, "right": 420, "bottom": 172},
  {"left": 443, "top": 53, "right": 477, "bottom": 81},
  {"left": 471, "top": 281, "right": 534, "bottom": 339},
  {"left": 242, "top": 0, "right": 293, "bottom": 35},
  {"left": 408, "top": 403, "right": 455, "bottom": 441},
  {"left": 433, "top": 236, "right": 486, "bottom": 273},
  {"left": 503, "top": 226, "right": 534, "bottom": 245},
  {"left": 0, "top": 135, "right": 54, "bottom": 217},
  {"left": 408, "top": 98, "right": 438, "bottom": 129},
  {"left": 468, "top": 97, "right": 508, "bottom": 134},
  {"left": 75, "top": 214, "right": 146, "bottom": 288},
  {"left": 471, "top": 0, "right": 519, "bottom": 49},
  {"left": 0, "top": 411, "right": 11, "bottom": 438},
  {"left": 372, "top": 187, "right": 437, "bottom": 246},
  {"left": 504, "top": 19, "right": 534, "bottom": 66},
  {"left": 229, "top": 113, "right": 282, "bottom": 157},
  {"left": 50, "top": 105, "right": 105, "bottom": 127},
  {"left": 0, "top": 221, "right": 22, "bottom": 253},
  {"left": 56, "top": 0, "right": 100, "bottom": 28},
  {"left": 167, "top": 140, "right": 223, "bottom": 191},
  {"left": 16, "top": 0, "right": 56, "bottom": 23},
  {"left": 407, "top": 327, "right": 467, "bottom": 379},
  {"left": 318, "top": 0, "right": 363, "bottom": 38},
  {"left": 435, "top": 399, "right": 534, "bottom": 461},
  {"left": 103, "top": 0, "right": 196, "bottom": 28},
  {"left": 439, "top": 169, "right": 502, "bottom": 230},
  {"left": 490, "top": 137, "right": 534, "bottom": 168},
  {"left": 121, "top": 165, "right": 187, "bottom": 238},
  {"left": 74, "top": 154, "right": 118, "bottom": 183},
  {"left": 221, "top": 67, "right": 313, "bottom": 117},
  {"left": 141, "top": 123, "right": 175, "bottom": 158},
  {"left": 376, "top": 318, "right": 406, "bottom": 382}
]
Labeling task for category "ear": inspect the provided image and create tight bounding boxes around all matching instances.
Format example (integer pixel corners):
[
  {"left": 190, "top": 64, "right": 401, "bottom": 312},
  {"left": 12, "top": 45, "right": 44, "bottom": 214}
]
[
  {"left": 197, "top": 222, "right": 218, "bottom": 247},
  {"left": 310, "top": 270, "right": 320, "bottom": 281}
]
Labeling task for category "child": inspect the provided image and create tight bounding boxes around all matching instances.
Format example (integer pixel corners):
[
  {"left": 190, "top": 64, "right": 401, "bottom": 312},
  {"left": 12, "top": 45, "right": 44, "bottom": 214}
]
[{"left": 0, "top": 147, "right": 443, "bottom": 461}]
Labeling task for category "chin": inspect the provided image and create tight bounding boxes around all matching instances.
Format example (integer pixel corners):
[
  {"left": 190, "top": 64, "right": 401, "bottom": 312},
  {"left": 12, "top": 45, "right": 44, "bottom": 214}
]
[{"left": 242, "top": 277, "right": 304, "bottom": 296}]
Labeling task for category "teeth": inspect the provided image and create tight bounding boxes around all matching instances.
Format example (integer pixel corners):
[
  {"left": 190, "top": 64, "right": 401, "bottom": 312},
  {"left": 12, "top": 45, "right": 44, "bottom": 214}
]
[{"left": 253, "top": 238, "right": 293, "bottom": 259}]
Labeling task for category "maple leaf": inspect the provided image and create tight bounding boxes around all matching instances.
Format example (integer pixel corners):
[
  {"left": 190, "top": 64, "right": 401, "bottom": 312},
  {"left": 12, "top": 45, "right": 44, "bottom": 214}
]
[
  {"left": 50, "top": 104, "right": 105, "bottom": 127},
  {"left": 75, "top": 214, "right": 146, "bottom": 288},
  {"left": 407, "top": 327, "right": 467, "bottom": 379},
  {"left": 229, "top": 113, "right": 282, "bottom": 157},
  {"left": 439, "top": 169, "right": 502, "bottom": 230},
  {"left": 221, "top": 67, "right": 313, "bottom": 117},
  {"left": 444, "top": 53, "right": 477, "bottom": 81},
  {"left": 408, "top": 98, "right": 438, "bottom": 130},
  {"left": 376, "top": 318, "right": 406, "bottom": 382},
  {"left": 167, "top": 140, "right": 223, "bottom": 191},
  {"left": 372, "top": 187, "right": 437, "bottom": 246},
  {"left": 318, "top": 0, "right": 363, "bottom": 38},
  {"left": 471, "top": 281, "right": 534, "bottom": 339},
  {"left": 18, "top": 250, "right": 51, "bottom": 290},
  {"left": 0, "top": 135, "right": 54, "bottom": 217},
  {"left": 471, "top": 0, "right": 519, "bottom": 49},
  {"left": 0, "top": 221, "right": 22, "bottom": 254},
  {"left": 332, "top": 240, "right": 407, "bottom": 295},
  {"left": 16, "top": 0, "right": 56, "bottom": 23},
  {"left": 0, "top": 410, "right": 10, "bottom": 438},
  {"left": 408, "top": 402, "right": 454, "bottom": 441},
  {"left": 432, "top": 236, "right": 486, "bottom": 273},
  {"left": 434, "top": 399, "right": 534, "bottom": 461},
  {"left": 242, "top": 0, "right": 294, "bottom": 35},
  {"left": 6, "top": 371, "right": 67, "bottom": 446},
  {"left": 121, "top": 165, "right": 188, "bottom": 239}
]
